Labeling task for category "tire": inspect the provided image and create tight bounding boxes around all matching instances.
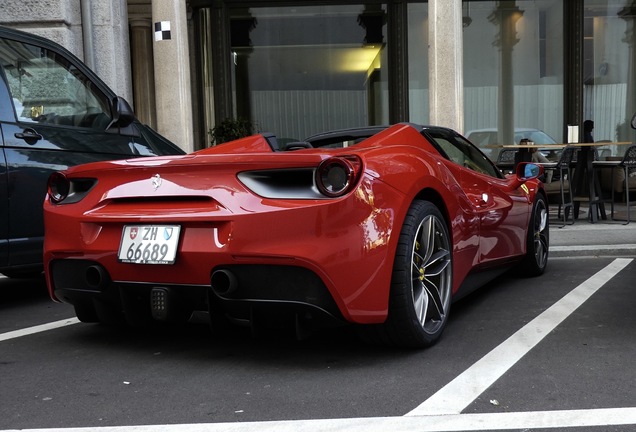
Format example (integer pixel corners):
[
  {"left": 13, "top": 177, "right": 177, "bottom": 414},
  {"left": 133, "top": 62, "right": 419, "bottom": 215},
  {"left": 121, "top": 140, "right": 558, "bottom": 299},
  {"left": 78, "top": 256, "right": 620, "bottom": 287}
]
[
  {"left": 519, "top": 193, "right": 549, "bottom": 276},
  {"left": 381, "top": 200, "right": 453, "bottom": 348}
]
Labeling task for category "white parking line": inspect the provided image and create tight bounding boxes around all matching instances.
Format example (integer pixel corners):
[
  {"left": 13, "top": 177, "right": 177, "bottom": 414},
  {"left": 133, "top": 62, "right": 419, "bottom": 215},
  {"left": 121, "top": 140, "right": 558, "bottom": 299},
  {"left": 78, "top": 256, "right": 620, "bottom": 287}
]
[
  {"left": 406, "top": 257, "right": 633, "bottom": 416},
  {"left": 3, "top": 407, "right": 636, "bottom": 432},
  {"left": 0, "top": 317, "right": 79, "bottom": 342}
]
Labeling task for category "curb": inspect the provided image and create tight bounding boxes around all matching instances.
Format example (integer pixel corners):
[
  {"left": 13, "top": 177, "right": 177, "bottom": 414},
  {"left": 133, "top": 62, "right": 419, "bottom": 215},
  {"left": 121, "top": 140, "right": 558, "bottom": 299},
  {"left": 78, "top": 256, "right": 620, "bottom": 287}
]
[{"left": 550, "top": 244, "right": 636, "bottom": 258}]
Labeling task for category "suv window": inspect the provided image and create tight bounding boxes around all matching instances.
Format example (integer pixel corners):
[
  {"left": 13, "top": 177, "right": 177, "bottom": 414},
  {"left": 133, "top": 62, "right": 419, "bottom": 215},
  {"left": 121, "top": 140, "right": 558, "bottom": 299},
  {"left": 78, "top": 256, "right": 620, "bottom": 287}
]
[{"left": 0, "top": 38, "right": 111, "bottom": 129}]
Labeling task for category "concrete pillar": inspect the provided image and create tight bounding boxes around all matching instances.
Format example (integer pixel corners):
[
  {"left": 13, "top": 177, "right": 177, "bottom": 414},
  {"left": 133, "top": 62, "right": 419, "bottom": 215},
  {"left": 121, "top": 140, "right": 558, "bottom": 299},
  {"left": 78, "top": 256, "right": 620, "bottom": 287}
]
[
  {"left": 130, "top": 19, "right": 157, "bottom": 129},
  {"left": 428, "top": 0, "right": 464, "bottom": 133},
  {"left": 196, "top": 8, "right": 216, "bottom": 148},
  {"left": 90, "top": 0, "right": 134, "bottom": 102},
  {"left": 151, "top": 0, "right": 194, "bottom": 152}
]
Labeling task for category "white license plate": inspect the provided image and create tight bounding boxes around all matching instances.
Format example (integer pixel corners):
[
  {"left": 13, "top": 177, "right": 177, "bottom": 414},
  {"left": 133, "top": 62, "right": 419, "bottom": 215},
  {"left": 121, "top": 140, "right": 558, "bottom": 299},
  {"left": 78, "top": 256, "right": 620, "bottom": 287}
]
[{"left": 118, "top": 225, "right": 181, "bottom": 264}]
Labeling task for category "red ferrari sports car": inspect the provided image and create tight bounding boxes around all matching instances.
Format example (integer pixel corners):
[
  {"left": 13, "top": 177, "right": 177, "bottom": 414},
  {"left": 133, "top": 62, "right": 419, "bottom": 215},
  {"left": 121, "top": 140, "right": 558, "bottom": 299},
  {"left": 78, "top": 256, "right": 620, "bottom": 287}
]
[{"left": 43, "top": 123, "right": 549, "bottom": 348}]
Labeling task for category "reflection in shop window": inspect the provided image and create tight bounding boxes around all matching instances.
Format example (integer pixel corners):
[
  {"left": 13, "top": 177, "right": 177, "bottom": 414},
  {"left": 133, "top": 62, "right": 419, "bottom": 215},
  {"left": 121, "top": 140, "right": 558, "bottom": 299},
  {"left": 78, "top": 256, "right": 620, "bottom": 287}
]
[
  {"left": 462, "top": 0, "right": 563, "bottom": 151},
  {"left": 229, "top": 5, "right": 387, "bottom": 141},
  {"left": 583, "top": 1, "right": 636, "bottom": 150}
]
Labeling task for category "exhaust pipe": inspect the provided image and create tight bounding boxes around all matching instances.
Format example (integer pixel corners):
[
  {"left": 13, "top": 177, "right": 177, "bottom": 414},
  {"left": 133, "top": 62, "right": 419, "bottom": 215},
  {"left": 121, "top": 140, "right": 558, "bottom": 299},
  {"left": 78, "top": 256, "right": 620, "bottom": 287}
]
[
  {"left": 85, "top": 265, "right": 110, "bottom": 290},
  {"left": 211, "top": 269, "right": 238, "bottom": 296}
]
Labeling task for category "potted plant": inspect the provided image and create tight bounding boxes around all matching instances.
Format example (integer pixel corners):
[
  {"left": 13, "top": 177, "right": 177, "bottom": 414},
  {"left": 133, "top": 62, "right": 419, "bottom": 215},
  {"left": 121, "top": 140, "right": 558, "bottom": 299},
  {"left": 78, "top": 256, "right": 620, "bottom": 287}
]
[{"left": 209, "top": 118, "right": 255, "bottom": 145}]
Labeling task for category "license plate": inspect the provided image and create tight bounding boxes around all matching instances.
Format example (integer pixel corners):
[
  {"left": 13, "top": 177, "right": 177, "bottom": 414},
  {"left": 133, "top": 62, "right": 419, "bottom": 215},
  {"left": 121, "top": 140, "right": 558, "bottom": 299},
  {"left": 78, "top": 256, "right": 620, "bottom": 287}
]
[{"left": 118, "top": 225, "right": 181, "bottom": 264}]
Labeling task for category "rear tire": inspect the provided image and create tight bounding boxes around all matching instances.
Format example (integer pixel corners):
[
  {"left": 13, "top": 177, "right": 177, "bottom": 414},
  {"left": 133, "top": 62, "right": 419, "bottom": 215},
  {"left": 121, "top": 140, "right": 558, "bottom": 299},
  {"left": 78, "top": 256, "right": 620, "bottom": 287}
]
[{"left": 371, "top": 200, "right": 453, "bottom": 348}]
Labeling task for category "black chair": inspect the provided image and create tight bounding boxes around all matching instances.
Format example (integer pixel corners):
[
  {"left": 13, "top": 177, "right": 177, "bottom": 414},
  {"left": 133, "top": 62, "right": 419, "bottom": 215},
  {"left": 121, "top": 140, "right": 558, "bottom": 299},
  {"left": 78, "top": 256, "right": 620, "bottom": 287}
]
[
  {"left": 496, "top": 149, "right": 516, "bottom": 173},
  {"left": 593, "top": 144, "right": 636, "bottom": 224},
  {"left": 540, "top": 145, "right": 577, "bottom": 227}
]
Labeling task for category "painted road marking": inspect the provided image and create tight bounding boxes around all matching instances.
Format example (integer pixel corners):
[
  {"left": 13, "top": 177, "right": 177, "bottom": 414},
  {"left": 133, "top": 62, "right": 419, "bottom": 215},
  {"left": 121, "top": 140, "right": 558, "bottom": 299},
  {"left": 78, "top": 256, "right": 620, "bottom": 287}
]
[
  {"left": 3, "top": 407, "right": 636, "bottom": 432},
  {"left": 406, "top": 257, "right": 632, "bottom": 416},
  {"left": 0, "top": 317, "right": 79, "bottom": 342}
]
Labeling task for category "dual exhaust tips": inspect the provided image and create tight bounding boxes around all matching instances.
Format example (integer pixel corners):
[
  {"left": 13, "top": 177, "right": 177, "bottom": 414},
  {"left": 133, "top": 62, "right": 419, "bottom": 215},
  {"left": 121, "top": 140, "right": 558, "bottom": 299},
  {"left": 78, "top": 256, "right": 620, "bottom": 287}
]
[{"left": 84, "top": 265, "right": 237, "bottom": 297}]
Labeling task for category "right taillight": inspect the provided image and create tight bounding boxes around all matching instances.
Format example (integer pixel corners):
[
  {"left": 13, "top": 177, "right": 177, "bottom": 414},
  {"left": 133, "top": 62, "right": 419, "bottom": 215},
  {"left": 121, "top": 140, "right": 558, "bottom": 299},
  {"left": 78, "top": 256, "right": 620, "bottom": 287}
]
[{"left": 315, "top": 155, "right": 362, "bottom": 198}]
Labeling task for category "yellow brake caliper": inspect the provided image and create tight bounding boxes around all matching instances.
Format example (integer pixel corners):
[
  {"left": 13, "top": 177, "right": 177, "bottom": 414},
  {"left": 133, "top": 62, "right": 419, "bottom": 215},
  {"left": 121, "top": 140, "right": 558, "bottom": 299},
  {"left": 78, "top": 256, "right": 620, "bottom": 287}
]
[{"left": 416, "top": 240, "right": 425, "bottom": 281}]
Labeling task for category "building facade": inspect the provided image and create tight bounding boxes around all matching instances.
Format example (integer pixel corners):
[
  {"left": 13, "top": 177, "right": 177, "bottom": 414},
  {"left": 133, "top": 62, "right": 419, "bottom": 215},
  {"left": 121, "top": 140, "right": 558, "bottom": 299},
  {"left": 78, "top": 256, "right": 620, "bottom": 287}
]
[{"left": 2, "top": 0, "right": 636, "bottom": 153}]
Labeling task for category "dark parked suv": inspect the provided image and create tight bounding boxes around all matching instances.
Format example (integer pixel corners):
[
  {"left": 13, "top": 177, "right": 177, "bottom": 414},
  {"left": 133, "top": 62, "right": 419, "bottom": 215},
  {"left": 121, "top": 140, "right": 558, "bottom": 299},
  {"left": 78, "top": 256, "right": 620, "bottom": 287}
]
[{"left": 0, "top": 26, "right": 185, "bottom": 278}]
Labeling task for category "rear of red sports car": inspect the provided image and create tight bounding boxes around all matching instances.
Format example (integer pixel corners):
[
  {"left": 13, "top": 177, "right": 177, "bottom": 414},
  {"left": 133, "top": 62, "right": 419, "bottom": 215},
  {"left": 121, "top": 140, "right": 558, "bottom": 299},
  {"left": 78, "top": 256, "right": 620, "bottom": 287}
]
[{"left": 43, "top": 124, "right": 548, "bottom": 348}]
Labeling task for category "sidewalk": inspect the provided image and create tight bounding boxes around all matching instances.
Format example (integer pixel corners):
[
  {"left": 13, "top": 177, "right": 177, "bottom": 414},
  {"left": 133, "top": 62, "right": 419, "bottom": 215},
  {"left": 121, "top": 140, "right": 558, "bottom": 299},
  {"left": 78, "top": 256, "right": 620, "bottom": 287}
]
[{"left": 548, "top": 204, "right": 636, "bottom": 258}]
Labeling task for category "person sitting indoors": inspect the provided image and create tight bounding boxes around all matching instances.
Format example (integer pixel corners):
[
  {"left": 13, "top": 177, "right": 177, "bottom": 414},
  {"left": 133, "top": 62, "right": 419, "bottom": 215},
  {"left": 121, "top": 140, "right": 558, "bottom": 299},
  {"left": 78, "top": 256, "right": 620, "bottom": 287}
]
[{"left": 520, "top": 138, "right": 553, "bottom": 183}]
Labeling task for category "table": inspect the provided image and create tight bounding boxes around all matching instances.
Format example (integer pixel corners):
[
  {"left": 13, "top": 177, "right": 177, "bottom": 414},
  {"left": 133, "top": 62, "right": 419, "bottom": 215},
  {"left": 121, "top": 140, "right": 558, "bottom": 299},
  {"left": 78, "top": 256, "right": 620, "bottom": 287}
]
[
  {"left": 495, "top": 143, "right": 566, "bottom": 166},
  {"left": 489, "top": 142, "right": 632, "bottom": 223},
  {"left": 569, "top": 142, "right": 632, "bottom": 222}
]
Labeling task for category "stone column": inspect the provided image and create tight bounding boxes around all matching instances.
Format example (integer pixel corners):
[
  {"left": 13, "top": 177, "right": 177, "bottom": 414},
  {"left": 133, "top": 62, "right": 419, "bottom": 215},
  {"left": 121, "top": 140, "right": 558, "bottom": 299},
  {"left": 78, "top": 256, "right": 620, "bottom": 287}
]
[
  {"left": 196, "top": 8, "right": 216, "bottom": 147},
  {"left": 489, "top": 2, "right": 523, "bottom": 146},
  {"left": 428, "top": 0, "right": 464, "bottom": 133},
  {"left": 91, "top": 0, "right": 134, "bottom": 102},
  {"left": 151, "top": 0, "right": 194, "bottom": 152},
  {"left": 129, "top": 19, "right": 157, "bottom": 129},
  {"left": 387, "top": 2, "right": 408, "bottom": 124}
]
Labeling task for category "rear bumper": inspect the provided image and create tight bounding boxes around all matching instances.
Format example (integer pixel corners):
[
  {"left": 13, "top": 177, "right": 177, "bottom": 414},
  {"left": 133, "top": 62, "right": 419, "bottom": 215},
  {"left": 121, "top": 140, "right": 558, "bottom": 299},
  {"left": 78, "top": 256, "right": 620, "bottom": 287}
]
[{"left": 49, "top": 259, "right": 345, "bottom": 326}]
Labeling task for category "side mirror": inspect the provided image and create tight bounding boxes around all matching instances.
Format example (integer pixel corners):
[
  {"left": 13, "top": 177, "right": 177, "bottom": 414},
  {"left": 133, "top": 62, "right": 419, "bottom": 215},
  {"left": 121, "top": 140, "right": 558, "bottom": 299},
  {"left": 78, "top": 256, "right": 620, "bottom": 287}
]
[
  {"left": 631, "top": 112, "right": 636, "bottom": 130},
  {"left": 504, "top": 162, "right": 543, "bottom": 191},
  {"left": 517, "top": 162, "right": 543, "bottom": 180},
  {"left": 106, "top": 96, "right": 135, "bottom": 130}
]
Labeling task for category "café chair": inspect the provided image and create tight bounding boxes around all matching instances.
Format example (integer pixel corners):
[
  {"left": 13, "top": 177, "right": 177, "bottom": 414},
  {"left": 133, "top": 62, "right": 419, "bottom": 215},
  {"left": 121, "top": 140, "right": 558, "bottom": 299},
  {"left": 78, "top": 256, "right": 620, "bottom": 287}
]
[
  {"left": 592, "top": 144, "right": 636, "bottom": 224},
  {"left": 496, "top": 149, "right": 516, "bottom": 173},
  {"left": 537, "top": 145, "right": 577, "bottom": 227}
]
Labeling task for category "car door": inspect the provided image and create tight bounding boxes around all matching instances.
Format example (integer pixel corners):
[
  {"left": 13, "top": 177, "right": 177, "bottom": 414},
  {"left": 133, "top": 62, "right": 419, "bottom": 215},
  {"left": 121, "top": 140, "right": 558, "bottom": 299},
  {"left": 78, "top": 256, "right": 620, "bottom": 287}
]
[
  {"left": 0, "top": 66, "right": 14, "bottom": 269},
  {"left": 464, "top": 169, "right": 530, "bottom": 263},
  {"left": 427, "top": 129, "right": 530, "bottom": 264},
  {"left": 0, "top": 31, "right": 174, "bottom": 271},
  {"left": 0, "top": 136, "right": 7, "bottom": 270},
  {"left": 455, "top": 150, "right": 530, "bottom": 264}
]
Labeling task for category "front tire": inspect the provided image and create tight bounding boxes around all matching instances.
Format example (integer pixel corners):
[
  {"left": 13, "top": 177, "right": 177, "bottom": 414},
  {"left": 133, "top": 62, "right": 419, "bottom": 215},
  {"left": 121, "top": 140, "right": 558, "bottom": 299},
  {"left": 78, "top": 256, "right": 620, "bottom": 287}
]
[
  {"left": 381, "top": 200, "right": 453, "bottom": 348},
  {"left": 520, "top": 193, "right": 549, "bottom": 276}
]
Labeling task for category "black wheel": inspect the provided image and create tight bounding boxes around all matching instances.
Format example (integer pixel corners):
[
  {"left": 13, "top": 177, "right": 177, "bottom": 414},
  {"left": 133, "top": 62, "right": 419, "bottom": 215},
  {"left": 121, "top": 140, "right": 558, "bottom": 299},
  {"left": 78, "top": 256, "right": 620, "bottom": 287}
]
[
  {"left": 381, "top": 200, "right": 453, "bottom": 348},
  {"left": 519, "top": 193, "right": 549, "bottom": 276}
]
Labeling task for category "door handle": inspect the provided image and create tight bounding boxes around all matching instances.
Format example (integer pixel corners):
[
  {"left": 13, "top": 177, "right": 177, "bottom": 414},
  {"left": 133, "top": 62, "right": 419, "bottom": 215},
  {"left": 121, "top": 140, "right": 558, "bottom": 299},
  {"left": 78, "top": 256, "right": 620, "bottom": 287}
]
[{"left": 15, "top": 128, "right": 43, "bottom": 143}]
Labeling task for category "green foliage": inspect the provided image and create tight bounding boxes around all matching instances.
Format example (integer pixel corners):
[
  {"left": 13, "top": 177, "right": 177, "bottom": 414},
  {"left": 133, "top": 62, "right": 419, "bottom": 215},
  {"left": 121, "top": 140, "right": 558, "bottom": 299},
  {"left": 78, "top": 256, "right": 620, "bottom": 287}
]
[{"left": 209, "top": 118, "right": 255, "bottom": 145}]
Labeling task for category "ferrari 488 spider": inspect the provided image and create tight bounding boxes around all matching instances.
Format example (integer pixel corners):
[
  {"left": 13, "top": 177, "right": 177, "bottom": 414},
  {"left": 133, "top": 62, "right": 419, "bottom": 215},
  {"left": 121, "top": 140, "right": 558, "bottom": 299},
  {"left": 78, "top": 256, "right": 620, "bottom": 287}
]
[{"left": 44, "top": 123, "right": 549, "bottom": 348}]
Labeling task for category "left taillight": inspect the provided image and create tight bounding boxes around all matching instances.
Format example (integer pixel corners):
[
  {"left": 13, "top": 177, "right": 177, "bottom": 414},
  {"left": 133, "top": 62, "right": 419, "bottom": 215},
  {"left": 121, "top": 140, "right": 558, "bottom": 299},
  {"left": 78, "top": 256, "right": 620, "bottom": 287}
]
[
  {"left": 47, "top": 172, "right": 70, "bottom": 203},
  {"left": 315, "top": 155, "right": 362, "bottom": 198},
  {"left": 47, "top": 172, "right": 96, "bottom": 204}
]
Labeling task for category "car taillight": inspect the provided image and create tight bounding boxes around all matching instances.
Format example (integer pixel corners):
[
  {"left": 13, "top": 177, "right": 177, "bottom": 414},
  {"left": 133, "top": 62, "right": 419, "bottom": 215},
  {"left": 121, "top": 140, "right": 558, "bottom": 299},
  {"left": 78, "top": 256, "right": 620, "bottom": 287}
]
[
  {"left": 47, "top": 172, "right": 70, "bottom": 203},
  {"left": 315, "top": 155, "right": 362, "bottom": 198}
]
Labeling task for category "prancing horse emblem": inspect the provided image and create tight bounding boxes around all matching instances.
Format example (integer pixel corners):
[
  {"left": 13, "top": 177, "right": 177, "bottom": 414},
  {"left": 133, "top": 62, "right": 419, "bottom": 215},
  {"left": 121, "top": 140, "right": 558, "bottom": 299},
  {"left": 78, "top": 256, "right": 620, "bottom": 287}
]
[{"left": 151, "top": 174, "right": 162, "bottom": 190}]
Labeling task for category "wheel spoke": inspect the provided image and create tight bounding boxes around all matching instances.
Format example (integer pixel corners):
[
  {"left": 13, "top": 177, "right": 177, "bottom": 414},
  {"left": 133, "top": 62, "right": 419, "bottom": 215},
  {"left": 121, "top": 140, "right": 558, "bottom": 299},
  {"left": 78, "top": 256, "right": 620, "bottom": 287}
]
[
  {"left": 418, "top": 217, "right": 435, "bottom": 264},
  {"left": 423, "top": 249, "right": 451, "bottom": 277},
  {"left": 423, "top": 279, "right": 444, "bottom": 321},
  {"left": 412, "top": 280, "right": 428, "bottom": 323},
  {"left": 533, "top": 206, "right": 549, "bottom": 266},
  {"left": 537, "top": 207, "right": 548, "bottom": 232}
]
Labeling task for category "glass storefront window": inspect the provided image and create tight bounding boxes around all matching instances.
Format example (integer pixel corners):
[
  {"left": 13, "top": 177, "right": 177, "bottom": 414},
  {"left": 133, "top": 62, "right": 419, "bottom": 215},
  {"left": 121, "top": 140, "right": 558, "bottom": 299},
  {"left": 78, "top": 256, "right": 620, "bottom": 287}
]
[
  {"left": 229, "top": 5, "right": 387, "bottom": 142},
  {"left": 584, "top": 1, "right": 636, "bottom": 150},
  {"left": 462, "top": 1, "right": 564, "bottom": 155},
  {"left": 407, "top": 3, "right": 429, "bottom": 125}
]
